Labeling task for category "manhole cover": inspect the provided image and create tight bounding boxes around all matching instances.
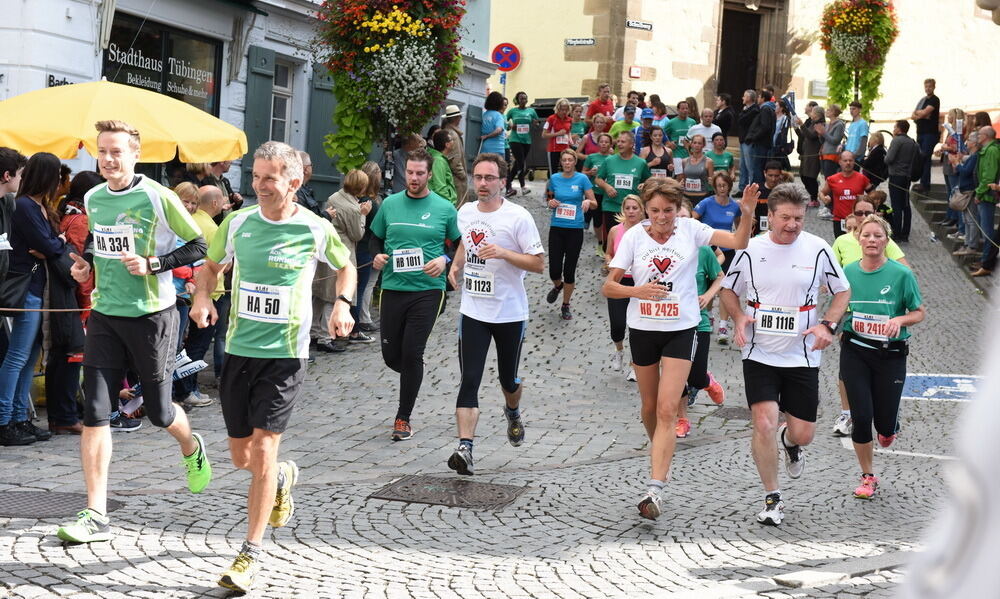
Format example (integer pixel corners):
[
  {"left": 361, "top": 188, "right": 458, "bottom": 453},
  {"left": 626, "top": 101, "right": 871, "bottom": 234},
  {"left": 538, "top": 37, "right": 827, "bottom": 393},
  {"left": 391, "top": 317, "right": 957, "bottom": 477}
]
[
  {"left": 369, "top": 475, "right": 528, "bottom": 510},
  {"left": 710, "top": 406, "right": 753, "bottom": 420},
  {"left": 0, "top": 492, "right": 124, "bottom": 518}
]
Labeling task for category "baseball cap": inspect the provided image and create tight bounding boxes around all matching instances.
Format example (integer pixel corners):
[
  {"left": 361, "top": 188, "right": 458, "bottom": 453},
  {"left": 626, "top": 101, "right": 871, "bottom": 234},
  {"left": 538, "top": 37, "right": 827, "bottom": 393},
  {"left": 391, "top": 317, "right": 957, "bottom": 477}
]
[{"left": 641, "top": 108, "right": 654, "bottom": 119}]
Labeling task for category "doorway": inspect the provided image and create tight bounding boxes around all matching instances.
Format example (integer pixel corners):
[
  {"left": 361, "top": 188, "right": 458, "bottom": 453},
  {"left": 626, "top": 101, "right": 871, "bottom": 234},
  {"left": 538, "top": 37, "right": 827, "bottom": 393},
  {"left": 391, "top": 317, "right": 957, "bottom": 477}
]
[{"left": 717, "top": 8, "right": 761, "bottom": 99}]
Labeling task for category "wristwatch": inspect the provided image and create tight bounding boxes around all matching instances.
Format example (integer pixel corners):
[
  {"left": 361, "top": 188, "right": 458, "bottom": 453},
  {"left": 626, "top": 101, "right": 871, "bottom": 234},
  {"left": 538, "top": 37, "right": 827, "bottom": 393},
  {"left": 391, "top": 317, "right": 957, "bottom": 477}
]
[
  {"left": 336, "top": 294, "right": 353, "bottom": 307},
  {"left": 147, "top": 256, "right": 161, "bottom": 273},
  {"left": 820, "top": 319, "right": 838, "bottom": 335}
]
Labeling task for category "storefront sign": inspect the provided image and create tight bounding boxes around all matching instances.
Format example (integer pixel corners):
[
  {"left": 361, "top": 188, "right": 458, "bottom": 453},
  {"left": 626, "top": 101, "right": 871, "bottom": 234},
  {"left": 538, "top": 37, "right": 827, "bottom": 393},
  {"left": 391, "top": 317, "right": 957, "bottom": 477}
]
[
  {"left": 809, "top": 80, "right": 829, "bottom": 98},
  {"left": 626, "top": 19, "right": 653, "bottom": 31},
  {"left": 566, "top": 38, "right": 596, "bottom": 46},
  {"left": 47, "top": 75, "right": 74, "bottom": 87}
]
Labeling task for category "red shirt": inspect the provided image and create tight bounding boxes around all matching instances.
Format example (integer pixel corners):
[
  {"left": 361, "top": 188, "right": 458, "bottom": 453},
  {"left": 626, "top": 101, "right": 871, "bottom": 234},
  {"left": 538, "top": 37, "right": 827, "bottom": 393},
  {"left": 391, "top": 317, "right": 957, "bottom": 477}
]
[
  {"left": 544, "top": 114, "right": 574, "bottom": 152},
  {"left": 587, "top": 98, "right": 614, "bottom": 120},
  {"left": 827, "top": 171, "right": 870, "bottom": 221}
]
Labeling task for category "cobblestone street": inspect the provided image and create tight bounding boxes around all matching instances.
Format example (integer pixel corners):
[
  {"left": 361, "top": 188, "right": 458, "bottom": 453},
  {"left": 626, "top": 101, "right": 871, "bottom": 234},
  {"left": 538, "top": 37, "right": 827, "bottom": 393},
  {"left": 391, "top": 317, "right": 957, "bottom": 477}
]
[{"left": 0, "top": 179, "right": 989, "bottom": 598}]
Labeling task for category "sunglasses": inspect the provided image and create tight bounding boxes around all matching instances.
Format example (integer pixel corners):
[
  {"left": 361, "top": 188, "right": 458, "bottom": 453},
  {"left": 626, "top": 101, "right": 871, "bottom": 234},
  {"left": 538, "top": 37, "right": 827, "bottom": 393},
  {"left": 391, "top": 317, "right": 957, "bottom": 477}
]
[{"left": 853, "top": 210, "right": 874, "bottom": 217}]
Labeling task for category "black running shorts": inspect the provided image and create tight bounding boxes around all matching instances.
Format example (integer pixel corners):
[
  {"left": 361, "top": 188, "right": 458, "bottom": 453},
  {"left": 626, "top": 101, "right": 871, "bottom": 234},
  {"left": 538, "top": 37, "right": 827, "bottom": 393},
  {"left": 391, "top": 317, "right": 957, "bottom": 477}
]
[
  {"left": 742, "top": 359, "right": 819, "bottom": 422},
  {"left": 219, "top": 354, "right": 307, "bottom": 438},
  {"left": 628, "top": 327, "right": 698, "bottom": 367},
  {"left": 83, "top": 308, "right": 178, "bottom": 383}
]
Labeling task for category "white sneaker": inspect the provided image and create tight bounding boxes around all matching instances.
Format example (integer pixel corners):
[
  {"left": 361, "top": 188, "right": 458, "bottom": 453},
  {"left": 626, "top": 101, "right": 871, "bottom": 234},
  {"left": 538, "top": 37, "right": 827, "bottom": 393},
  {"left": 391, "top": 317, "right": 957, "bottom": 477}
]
[
  {"left": 778, "top": 424, "right": 804, "bottom": 479},
  {"left": 182, "top": 392, "right": 214, "bottom": 408},
  {"left": 817, "top": 206, "right": 833, "bottom": 220},
  {"left": 638, "top": 488, "right": 662, "bottom": 520},
  {"left": 610, "top": 350, "right": 623, "bottom": 372},
  {"left": 832, "top": 413, "right": 853, "bottom": 437},
  {"left": 626, "top": 367, "right": 637, "bottom": 382},
  {"left": 717, "top": 323, "right": 730, "bottom": 346},
  {"left": 756, "top": 493, "right": 784, "bottom": 526}
]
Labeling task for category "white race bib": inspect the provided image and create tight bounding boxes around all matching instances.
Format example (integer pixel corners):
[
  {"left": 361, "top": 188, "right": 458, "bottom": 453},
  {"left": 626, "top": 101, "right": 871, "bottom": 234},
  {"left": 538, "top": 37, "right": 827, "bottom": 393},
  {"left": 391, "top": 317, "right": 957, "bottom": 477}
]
[
  {"left": 853, "top": 312, "right": 890, "bottom": 341},
  {"left": 755, "top": 304, "right": 799, "bottom": 337},
  {"left": 759, "top": 215, "right": 769, "bottom": 232},
  {"left": 555, "top": 203, "right": 577, "bottom": 220},
  {"left": 556, "top": 135, "right": 570, "bottom": 145},
  {"left": 237, "top": 281, "right": 291, "bottom": 324},
  {"left": 392, "top": 248, "right": 424, "bottom": 273},
  {"left": 463, "top": 267, "right": 494, "bottom": 298},
  {"left": 684, "top": 178, "right": 702, "bottom": 193},
  {"left": 516, "top": 124, "right": 530, "bottom": 135},
  {"left": 638, "top": 293, "right": 681, "bottom": 322},
  {"left": 613, "top": 174, "right": 634, "bottom": 189},
  {"left": 650, "top": 168, "right": 668, "bottom": 178},
  {"left": 93, "top": 224, "right": 136, "bottom": 259}
]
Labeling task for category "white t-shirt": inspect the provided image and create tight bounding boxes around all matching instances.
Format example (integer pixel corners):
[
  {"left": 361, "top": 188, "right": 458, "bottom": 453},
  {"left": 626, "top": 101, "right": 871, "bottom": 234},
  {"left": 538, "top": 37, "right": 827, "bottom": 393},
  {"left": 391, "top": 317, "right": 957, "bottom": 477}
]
[
  {"left": 457, "top": 199, "right": 544, "bottom": 323},
  {"left": 609, "top": 217, "right": 715, "bottom": 332},
  {"left": 723, "top": 231, "right": 850, "bottom": 368},
  {"left": 686, "top": 123, "right": 722, "bottom": 143}
]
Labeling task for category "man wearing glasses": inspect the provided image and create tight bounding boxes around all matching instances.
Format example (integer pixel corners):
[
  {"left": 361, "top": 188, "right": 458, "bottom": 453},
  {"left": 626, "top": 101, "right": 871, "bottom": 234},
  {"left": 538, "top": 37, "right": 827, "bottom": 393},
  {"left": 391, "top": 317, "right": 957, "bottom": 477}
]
[{"left": 819, "top": 151, "right": 872, "bottom": 238}]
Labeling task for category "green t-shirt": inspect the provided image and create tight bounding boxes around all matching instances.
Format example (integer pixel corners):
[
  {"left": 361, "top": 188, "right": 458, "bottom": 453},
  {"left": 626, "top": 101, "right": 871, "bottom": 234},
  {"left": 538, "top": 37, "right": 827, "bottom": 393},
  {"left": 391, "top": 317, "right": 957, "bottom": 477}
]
[
  {"left": 608, "top": 119, "right": 640, "bottom": 139},
  {"left": 664, "top": 117, "right": 697, "bottom": 158},
  {"left": 843, "top": 259, "right": 922, "bottom": 342},
  {"left": 208, "top": 205, "right": 350, "bottom": 359},
  {"left": 571, "top": 120, "right": 587, "bottom": 136},
  {"left": 583, "top": 152, "right": 611, "bottom": 198},
  {"left": 370, "top": 190, "right": 460, "bottom": 292},
  {"left": 695, "top": 245, "right": 722, "bottom": 332},
  {"left": 707, "top": 150, "right": 734, "bottom": 172},
  {"left": 596, "top": 154, "right": 651, "bottom": 213},
  {"left": 506, "top": 107, "right": 538, "bottom": 144},
  {"left": 84, "top": 175, "right": 203, "bottom": 317}
]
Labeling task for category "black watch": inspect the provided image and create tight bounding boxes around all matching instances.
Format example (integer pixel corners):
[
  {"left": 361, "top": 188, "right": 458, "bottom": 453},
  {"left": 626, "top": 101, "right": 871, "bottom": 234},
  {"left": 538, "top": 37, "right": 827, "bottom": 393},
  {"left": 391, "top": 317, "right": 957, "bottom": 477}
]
[
  {"left": 336, "top": 294, "right": 353, "bottom": 307},
  {"left": 820, "top": 319, "right": 838, "bottom": 335}
]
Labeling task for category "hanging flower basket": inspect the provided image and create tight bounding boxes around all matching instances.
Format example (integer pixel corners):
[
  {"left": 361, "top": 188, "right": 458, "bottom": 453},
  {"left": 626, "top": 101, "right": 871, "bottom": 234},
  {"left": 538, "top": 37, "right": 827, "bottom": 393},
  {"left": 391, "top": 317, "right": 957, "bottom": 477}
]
[{"left": 819, "top": 0, "right": 898, "bottom": 112}]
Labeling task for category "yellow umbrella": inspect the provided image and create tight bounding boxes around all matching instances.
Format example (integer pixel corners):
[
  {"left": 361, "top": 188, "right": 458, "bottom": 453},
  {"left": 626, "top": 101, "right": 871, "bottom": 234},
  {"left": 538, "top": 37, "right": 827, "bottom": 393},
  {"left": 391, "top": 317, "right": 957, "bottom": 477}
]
[{"left": 0, "top": 80, "right": 248, "bottom": 162}]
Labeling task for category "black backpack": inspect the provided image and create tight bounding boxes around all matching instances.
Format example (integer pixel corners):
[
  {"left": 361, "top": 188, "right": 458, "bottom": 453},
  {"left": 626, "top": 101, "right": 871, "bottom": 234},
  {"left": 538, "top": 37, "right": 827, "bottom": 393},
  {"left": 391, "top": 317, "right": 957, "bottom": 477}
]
[
  {"left": 0, "top": 192, "right": 14, "bottom": 282},
  {"left": 909, "top": 139, "right": 925, "bottom": 183}
]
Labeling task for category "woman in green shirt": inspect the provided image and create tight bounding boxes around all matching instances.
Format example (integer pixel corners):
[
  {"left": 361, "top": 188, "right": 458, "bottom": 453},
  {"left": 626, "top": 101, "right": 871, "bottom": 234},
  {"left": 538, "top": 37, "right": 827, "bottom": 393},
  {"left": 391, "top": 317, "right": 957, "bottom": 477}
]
[
  {"left": 505, "top": 91, "right": 539, "bottom": 196},
  {"left": 840, "top": 215, "right": 925, "bottom": 500}
]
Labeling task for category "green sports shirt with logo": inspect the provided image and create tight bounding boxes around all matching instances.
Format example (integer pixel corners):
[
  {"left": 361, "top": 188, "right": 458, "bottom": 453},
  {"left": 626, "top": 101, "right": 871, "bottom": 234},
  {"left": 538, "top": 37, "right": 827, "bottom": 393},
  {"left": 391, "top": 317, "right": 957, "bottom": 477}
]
[
  {"left": 84, "top": 175, "right": 203, "bottom": 317},
  {"left": 843, "top": 259, "right": 922, "bottom": 342},
  {"left": 208, "top": 204, "right": 350, "bottom": 359},
  {"left": 370, "top": 190, "right": 460, "bottom": 292}
]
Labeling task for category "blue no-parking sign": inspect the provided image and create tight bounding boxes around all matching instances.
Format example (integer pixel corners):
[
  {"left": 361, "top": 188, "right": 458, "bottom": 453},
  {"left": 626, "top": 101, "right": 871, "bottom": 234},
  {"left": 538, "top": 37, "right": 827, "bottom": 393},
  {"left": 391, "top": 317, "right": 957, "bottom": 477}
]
[
  {"left": 902, "top": 373, "right": 982, "bottom": 402},
  {"left": 491, "top": 43, "right": 521, "bottom": 72}
]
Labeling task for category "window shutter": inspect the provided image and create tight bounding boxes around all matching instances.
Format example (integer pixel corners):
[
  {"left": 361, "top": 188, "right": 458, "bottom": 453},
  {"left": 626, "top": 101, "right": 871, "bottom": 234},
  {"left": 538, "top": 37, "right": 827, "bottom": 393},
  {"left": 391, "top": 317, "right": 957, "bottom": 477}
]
[
  {"left": 242, "top": 44, "right": 275, "bottom": 194},
  {"left": 465, "top": 105, "right": 483, "bottom": 168},
  {"left": 305, "top": 63, "right": 339, "bottom": 201}
]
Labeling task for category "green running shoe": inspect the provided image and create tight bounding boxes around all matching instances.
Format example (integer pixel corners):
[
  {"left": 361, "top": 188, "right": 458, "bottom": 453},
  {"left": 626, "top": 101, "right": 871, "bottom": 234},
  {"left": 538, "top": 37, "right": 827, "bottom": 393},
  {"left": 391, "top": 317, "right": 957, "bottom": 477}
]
[
  {"left": 183, "top": 432, "right": 212, "bottom": 493},
  {"left": 56, "top": 509, "right": 111, "bottom": 543},
  {"left": 218, "top": 542, "right": 262, "bottom": 593}
]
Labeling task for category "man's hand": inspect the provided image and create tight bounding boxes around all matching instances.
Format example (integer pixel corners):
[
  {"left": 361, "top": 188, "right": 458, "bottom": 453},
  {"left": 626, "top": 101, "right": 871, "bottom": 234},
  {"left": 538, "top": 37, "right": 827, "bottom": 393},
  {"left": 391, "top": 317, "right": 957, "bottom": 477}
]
[
  {"left": 447, "top": 266, "right": 461, "bottom": 291},
  {"left": 328, "top": 301, "right": 354, "bottom": 338},
  {"left": 803, "top": 323, "right": 834, "bottom": 351},
  {"left": 422, "top": 255, "right": 447, "bottom": 277},
  {"left": 189, "top": 295, "right": 218, "bottom": 328},
  {"left": 69, "top": 253, "right": 91, "bottom": 282},
  {"left": 604, "top": 186, "right": 618, "bottom": 199},
  {"left": 732, "top": 313, "right": 754, "bottom": 348},
  {"left": 373, "top": 253, "right": 389, "bottom": 271},
  {"left": 476, "top": 243, "right": 508, "bottom": 262},
  {"left": 121, "top": 252, "right": 150, "bottom": 276},
  {"left": 739, "top": 183, "right": 759, "bottom": 219}
]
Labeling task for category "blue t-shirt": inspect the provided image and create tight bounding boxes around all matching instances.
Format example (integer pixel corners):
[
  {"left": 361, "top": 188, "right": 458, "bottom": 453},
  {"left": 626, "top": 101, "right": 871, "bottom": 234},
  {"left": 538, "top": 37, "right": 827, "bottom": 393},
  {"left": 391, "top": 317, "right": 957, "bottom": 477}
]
[
  {"left": 481, "top": 110, "right": 506, "bottom": 154},
  {"left": 845, "top": 119, "right": 870, "bottom": 155},
  {"left": 694, "top": 197, "right": 739, "bottom": 249},
  {"left": 548, "top": 172, "right": 592, "bottom": 229}
]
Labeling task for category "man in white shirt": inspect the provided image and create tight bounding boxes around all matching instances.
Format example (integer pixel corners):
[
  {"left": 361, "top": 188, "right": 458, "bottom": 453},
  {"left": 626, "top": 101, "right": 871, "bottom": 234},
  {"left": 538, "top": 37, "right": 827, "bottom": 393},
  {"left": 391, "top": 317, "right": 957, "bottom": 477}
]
[
  {"left": 686, "top": 109, "right": 722, "bottom": 146},
  {"left": 720, "top": 183, "right": 850, "bottom": 527}
]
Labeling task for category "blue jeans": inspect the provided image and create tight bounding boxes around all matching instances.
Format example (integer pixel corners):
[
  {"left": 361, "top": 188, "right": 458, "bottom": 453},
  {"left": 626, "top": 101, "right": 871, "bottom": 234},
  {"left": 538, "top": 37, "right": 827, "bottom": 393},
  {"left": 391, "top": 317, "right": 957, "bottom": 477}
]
[
  {"left": 749, "top": 144, "right": 768, "bottom": 187},
  {"left": 739, "top": 143, "right": 753, "bottom": 191},
  {"left": 979, "top": 201, "right": 997, "bottom": 264},
  {"left": 0, "top": 292, "right": 43, "bottom": 425},
  {"left": 917, "top": 133, "right": 937, "bottom": 188}
]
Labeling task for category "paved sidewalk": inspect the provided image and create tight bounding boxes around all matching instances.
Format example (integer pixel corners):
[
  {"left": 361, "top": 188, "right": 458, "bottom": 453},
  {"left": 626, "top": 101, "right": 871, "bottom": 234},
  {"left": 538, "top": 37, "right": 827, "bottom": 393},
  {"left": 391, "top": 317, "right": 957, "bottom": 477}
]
[{"left": 0, "top": 178, "right": 988, "bottom": 598}]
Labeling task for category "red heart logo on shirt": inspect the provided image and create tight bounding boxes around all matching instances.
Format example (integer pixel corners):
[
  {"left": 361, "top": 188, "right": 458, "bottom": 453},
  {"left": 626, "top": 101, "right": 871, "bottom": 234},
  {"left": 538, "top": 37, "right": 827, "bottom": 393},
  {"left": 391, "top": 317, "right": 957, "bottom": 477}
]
[
  {"left": 652, "top": 257, "right": 672, "bottom": 273},
  {"left": 470, "top": 231, "right": 486, "bottom": 245}
]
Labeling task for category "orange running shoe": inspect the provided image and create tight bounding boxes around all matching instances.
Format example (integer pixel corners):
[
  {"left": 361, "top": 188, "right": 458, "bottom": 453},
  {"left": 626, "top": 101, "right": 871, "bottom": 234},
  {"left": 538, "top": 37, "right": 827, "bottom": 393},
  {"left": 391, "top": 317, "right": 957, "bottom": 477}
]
[
  {"left": 391, "top": 419, "right": 413, "bottom": 441},
  {"left": 705, "top": 372, "right": 725, "bottom": 405},
  {"left": 877, "top": 433, "right": 896, "bottom": 448},
  {"left": 675, "top": 417, "right": 691, "bottom": 438},
  {"left": 853, "top": 474, "right": 879, "bottom": 500}
]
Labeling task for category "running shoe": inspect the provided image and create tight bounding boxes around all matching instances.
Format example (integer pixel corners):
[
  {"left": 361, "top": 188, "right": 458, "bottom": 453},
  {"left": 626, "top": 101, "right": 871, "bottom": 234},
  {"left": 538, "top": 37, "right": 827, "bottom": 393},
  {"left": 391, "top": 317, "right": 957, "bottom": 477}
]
[
  {"left": 687, "top": 386, "right": 699, "bottom": 407},
  {"left": 392, "top": 418, "right": 413, "bottom": 441},
  {"left": 182, "top": 432, "right": 212, "bottom": 494},
  {"left": 637, "top": 488, "right": 662, "bottom": 520},
  {"left": 505, "top": 409, "right": 525, "bottom": 447},
  {"left": 596, "top": 246, "right": 605, "bottom": 258},
  {"left": 626, "top": 367, "right": 637, "bottom": 382},
  {"left": 546, "top": 284, "right": 563, "bottom": 304},
  {"left": 853, "top": 474, "right": 879, "bottom": 500},
  {"left": 181, "top": 391, "right": 214, "bottom": 408},
  {"left": 109, "top": 413, "right": 142, "bottom": 432},
  {"left": 521, "top": 187, "right": 531, "bottom": 196},
  {"left": 504, "top": 188, "right": 517, "bottom": 198},
  {"left": 817, "top": 206, "right": 833, "bottom": 220},
  {"left": 447, "top": 444, "right": 474, "bottom": 475},
  {"left": 269, "top": 461, "right": 299, "bottom": 527},
  {"left": 57, "top": 508, "right": 111, "bottom": 543},
  {"left": 832, "top": 414, "right": 853, "bottom": 437},
  {"left": 778, "top": 424, "right": 804, "bottom": 479},
  {"left": 877, "top": 433, "right": 897, "bottom": 448},
  {"left": 560, "top": 304, "right": 572, "bottom": 320},
  {"left": 675, "top": 417, "right": 691, "bottom": 438},
  {"left": 610, "top": 350, "right": 624, "bottom": 372},
  {"left": 349, "top": 331, "right": 376, "bottom": 343},
  {"left": 218, "top": 542, "right": 262, "bottom": 594},
  {"left": 717, "top": 323, "right": 730, "bottom": 346},
  {"left": 756, "top": 493, "right": 784, "bottom": 526},
  {"left": 705, "top": 372, "right": 725, "bottom": 405}
]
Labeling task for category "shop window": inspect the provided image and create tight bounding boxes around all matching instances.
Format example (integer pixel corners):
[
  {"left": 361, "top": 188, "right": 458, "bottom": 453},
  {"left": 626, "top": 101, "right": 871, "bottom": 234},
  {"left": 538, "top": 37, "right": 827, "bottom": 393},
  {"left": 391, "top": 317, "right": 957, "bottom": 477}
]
[{"left": 270, "top": 61, "right": 294, "bottom": 143}]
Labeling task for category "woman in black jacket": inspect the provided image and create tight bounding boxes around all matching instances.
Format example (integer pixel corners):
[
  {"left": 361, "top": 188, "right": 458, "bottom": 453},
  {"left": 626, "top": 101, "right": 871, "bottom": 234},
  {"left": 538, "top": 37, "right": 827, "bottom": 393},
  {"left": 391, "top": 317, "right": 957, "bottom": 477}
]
[{"left": 861, "top": 131, "right": 888, "bottom": 189}]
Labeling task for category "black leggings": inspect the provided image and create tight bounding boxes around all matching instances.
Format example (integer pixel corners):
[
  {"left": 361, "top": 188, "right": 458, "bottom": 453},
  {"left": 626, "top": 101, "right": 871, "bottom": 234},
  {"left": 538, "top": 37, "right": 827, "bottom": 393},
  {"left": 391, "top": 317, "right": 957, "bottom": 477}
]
[
  {"left": 607, "top": 277, "right": 633, "bottom": 343},
  {"left": 687, "top": 331, "right": 711, "bottom": 390},
  {"left": 839, "top": 339, "right": 907, "bottom": 445},
  {"left": 379, "top": 288, "right": 444, "bottom": 421},
  {"left": 509, "top": 142, "right": 530, "bottom": 188},
  {"left": 584, "top": 197, "right": 604, "bottom": 231},
  {"left": 601, "top": 210, "right": 618, "bottom": 252},
  {"left": 801, "top": 175, "right": 819, "bottom": 203},
  {"left": 457, "top": 315, "right": 525, "bottom": 409},
  {"left": 548, "top": 226, "right": 584, "bottom": 284},
  {"left": 83, "top": 366, "right": 175, "bottom": 428},
  {"left": 548, "top": 151, "right": 562, "bottom": 177}
]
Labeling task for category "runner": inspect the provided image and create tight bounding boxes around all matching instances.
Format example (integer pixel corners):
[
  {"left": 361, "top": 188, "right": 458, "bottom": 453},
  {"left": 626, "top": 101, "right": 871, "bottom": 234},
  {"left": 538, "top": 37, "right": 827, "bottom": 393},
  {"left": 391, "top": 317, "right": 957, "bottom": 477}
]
[
  {"left": 57, "top": 120, "right": 211, "bottom": 544},
  {"left": 679, "top": 134, "right": 714, "bottom": 204},
  {"left": 371, "top": 148, "right": 461, "bottom": 441},
  {"left": 664, "top": 100, "right": 697, "bottom": 174},
  {"left": 585, "top": 83, "right": 615, "bottom": 128},
  {"left": 506, "top": 91, "right": 539, "bottom": 196},
  {"left": 840, "top": 215, "right": 924, "bottom": 500},
  {"left": 542, "top": 99, "right": 574, "bottom": 178},
  {"left": 819, "top": 151, "right": 872, "bottom": 237},
  {"left": 189, "top": 141, "right": 355, "bottom": 593},
  {"left": 719, "top": 183, "right": 851, "bottom": 527},
  {"left": 604, "top": 194, "right": 645, "bottom": 381},
  {"left": 639, "top": 126, "right": 673, "bottom": 179},
  {"left": 595, "top": 130, "right": 651, "bottom": 253},
  {"left": 576, "top": 116, "right": 611, "bottom": 248},
  {"left": 693, "top": 172, "right": 741, "bottom": 348},
  {"left": 603, "top": 178, "right": 755, "bottom": 520},
  {"left": 446, "top": 153, "right": 545, "bottom": 475},
  {"left": 707, "top": 132, "right": 736, "bottom": 181},
  {"left": 544, "top": 150, "right": 597, "bottom": 320},
  {"left": 674, "top": 202, "right": 727, "bottom": 439}
]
